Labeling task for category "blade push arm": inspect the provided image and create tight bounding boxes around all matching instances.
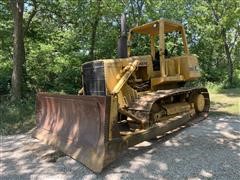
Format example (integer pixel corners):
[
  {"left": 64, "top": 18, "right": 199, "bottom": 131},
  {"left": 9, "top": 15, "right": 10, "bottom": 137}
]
[{"left": 111, "top": 60, "right": 139, "bottom": 95}]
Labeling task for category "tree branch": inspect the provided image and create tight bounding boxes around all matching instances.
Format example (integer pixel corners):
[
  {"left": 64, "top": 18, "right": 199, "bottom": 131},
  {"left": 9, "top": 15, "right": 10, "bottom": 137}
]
[
  {"left": 130, "top": 0, "right": 137, "bottom": 24},
  {"left": 206, "top": 0, "right": 221, "bottom": 25},
  {"left": 24, "top": 0, "right": 37, "bottom": 34},
  {"left": 229, "top": 28, "right": 239, "bottom": 54}
]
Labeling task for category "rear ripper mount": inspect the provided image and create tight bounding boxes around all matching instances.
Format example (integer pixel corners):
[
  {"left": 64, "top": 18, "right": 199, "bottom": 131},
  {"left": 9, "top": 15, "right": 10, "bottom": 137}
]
[{"left": 32, "top": 87, "right": 209, "bottom": 172}]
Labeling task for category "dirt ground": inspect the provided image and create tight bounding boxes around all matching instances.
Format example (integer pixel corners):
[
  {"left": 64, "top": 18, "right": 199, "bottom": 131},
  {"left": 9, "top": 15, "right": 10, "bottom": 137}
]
[{"left": 1, "top": 115, "right": 240, "bottom": 180}]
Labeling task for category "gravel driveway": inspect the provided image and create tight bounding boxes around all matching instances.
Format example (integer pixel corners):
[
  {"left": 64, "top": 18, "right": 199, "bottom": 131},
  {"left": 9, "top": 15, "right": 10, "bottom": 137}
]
[{"left": 1, "top": 115, "right": 240, "bottom": 180}]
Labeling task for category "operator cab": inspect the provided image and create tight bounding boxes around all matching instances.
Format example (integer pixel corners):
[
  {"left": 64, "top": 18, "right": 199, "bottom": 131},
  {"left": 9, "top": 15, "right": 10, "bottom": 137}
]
[{"left": 128, "top": 19, "right": 201, "bottom": 87}]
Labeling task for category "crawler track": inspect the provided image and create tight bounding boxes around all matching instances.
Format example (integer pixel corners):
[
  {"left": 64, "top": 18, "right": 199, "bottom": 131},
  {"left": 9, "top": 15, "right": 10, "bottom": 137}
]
[{"left": 126, "top": 87, "right": 210, "bottom": 128}]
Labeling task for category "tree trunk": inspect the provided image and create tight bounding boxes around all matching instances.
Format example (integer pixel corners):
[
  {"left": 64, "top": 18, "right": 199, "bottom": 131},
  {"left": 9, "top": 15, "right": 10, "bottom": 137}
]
[
  {"left": 89, "top": 0, "right": 101, "bottom": 60},
  {"left": 10, "top": 0, "right": 25, "bottom": 100},
  {"left": 222, "top": 29, "right": 233, "bottom": 87},
  {"left": 89, "top": 18, "right": 99, "bottom": 60},
  {"left": 209, "top": 2, "right": 235, "bottom": 87}
]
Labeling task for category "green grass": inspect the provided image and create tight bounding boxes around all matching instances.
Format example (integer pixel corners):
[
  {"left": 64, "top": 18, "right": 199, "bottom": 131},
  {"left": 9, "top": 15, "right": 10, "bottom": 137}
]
[
  {"left": 209, "top": 88, "right": 240, "bottom": 116},
  {"left": 0, "top": 96, "right": 35, "bottom": 135}
]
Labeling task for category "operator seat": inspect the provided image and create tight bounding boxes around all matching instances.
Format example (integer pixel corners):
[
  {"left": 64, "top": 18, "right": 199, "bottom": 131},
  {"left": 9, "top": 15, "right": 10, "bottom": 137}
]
[{"left": 152, "top": 49, "right": 169, "bottom": 71}]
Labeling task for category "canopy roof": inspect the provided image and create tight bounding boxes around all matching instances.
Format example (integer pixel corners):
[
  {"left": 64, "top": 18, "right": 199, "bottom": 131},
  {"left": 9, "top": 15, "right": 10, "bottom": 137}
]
[{"left": 130, "top": 19, "right": 183, "bottom": 35}]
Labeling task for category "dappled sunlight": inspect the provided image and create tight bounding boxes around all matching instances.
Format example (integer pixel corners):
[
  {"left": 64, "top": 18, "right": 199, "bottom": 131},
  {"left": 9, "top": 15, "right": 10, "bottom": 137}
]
[
  {"left": 146, "top": 148, "right": 157, "bottom": 154},
  {"left": 174, "top": 158, "right": 182, "bottom": 162},
  {"left": 128, "top": 155, "right": 152, "bottom": 172},
  {"left": 237, "top": 142, "right": 240, "bottom": 147},
  {"left": 158, "top": 162, "right": 168, "bottom": 171},
  {"left": 1, "top": 115, "right": 240, "bottom": 179},
  {"left": 0, "top": 133, "right": 69, "bottom": 179},
  {"left": 103, "top": 115, "right": 239, "bottom": 179},
  {"left": 210, "top": 117, "right": 240, "bottom": 152},
  {"left": 0, "top": 163, "right": 7, "bottom": 173},
  {"left": 16, "top": 163, "right": 33, "bottom": 174},
  {"left": 220, "top": 131, "right": 239, "bottom": 140},
  {"left": 134, "top": 141, "right": 152, "bottom": 147},
  {"left": 216, "top": 122, "right": 231, "bottom": 130},
  {"left": 228, "top": 141, "right": 238, "bottom": 150},
  {"left": 188, "top": 177, "right": 201, "bottom": 180},
  {"left": 105, "top": 173, "right": 122, "bottom": 180},
  {"left": 199, "top": 169, "right": 213, "bottom": 178},
  {"left": 164, "top": 139, "right": 181, "bottom": 147}
]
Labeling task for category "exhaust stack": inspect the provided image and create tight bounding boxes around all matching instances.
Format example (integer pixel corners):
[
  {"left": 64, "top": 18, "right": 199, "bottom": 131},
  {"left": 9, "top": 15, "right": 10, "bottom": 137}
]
[{"left": 117, "top": 13, "right": 128, "bottom": 58}]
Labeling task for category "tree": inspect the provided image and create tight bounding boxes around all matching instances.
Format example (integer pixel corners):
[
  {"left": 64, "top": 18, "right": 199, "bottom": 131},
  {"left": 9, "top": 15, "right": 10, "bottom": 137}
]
[
  {"left": 205, "top": 0, "right": 239, "bottom": 87},
  {"left": 189, "top": 0, "right": 240, "bottom": 86},
  {"left": 10, "top": 0, "right": 25, "bottom": 99},
  {"left": 1, "top": 0, "right": 239, "bottom": 97},
  {"left": 89, "top": 0, "right": 102, "bottom": 60},
  {"left": 0, "top": 1, "right": 12, "bottom": 94}
]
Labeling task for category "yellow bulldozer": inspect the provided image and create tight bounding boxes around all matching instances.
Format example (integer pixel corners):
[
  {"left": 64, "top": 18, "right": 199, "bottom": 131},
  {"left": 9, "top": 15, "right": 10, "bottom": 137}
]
[{"left": 33, "top": 16, "right": 210, "bottom": 172}]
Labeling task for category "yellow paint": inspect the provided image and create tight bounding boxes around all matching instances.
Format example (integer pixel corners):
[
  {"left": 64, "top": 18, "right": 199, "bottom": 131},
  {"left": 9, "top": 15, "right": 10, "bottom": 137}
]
[{"left": 87, "top": 19, "right": 201, "bottom": 108}]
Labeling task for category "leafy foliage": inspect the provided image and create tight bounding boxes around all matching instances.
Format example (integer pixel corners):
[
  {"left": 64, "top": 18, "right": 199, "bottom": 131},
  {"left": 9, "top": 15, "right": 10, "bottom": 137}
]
[
  {"left": 0, "top": 96, "right": 35, "bottom": 135},
  {"left": 0, "top": 0, "right": 239, "bottom": 97}
]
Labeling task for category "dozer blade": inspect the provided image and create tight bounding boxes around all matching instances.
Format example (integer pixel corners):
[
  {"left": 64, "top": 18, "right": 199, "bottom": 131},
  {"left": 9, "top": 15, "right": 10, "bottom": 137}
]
[
  {"left": 32, "top": 88, "right": 210, "bottom": 173},
  {"left": 32, "top": 93, "right": 111, "bottom": 172}
]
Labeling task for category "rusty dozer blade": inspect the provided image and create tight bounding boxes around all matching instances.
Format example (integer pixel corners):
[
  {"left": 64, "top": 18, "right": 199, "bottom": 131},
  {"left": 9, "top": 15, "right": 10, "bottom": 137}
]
[{"left": 32, "top": 93, "right": 112, "bottom": 172}]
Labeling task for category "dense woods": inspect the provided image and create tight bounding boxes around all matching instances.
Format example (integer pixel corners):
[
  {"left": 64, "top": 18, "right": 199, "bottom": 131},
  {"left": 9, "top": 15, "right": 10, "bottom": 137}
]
[{"left": 0, "top": 0, "right": 239, "bottom": 99}]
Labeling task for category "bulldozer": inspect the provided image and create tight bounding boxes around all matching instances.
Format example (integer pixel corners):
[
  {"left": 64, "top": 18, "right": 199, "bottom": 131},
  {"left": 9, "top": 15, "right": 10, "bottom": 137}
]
[{"left": 33, "top": 16, "right": 210, "bottom": 172}]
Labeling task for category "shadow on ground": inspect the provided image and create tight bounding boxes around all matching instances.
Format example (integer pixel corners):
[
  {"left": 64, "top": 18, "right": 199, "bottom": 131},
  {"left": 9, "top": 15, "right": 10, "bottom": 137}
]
[{"left": 1, "top": 115, "right": 240, "bottom": 179}]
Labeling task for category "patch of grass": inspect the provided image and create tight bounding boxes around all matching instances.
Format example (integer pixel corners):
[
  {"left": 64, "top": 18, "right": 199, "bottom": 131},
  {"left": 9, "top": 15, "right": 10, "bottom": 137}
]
[
  {"left": 209, "top": 88, "right": 240, "bottom": 116},
  {"left": 0, "top": 96, "right": 35, "bottom": 135},
  {"left": 206, "top": 82, "right": 224, "bottom": 94}
]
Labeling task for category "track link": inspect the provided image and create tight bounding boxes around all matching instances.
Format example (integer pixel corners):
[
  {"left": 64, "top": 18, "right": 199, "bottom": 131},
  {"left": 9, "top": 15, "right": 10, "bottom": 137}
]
[{"left": 125, "top": 87, "right": 210, "bottom": 128}]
